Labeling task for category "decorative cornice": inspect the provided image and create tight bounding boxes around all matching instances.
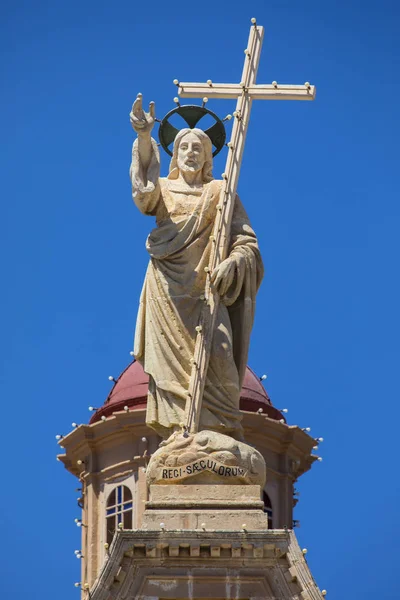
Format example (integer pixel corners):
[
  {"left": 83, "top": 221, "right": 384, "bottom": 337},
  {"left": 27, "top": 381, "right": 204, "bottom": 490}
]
[
  {"left": 57, "top": 409, "right": 318, "bottom": 480},
  {"left": 87, "top": 529, "right": 325, "bottom": 600}
]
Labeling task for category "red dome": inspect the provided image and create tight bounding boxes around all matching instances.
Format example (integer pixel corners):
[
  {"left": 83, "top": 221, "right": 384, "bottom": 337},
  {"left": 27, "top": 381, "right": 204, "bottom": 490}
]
[{"left": 90, "top": 361, "right": 285, "bottom": 424}]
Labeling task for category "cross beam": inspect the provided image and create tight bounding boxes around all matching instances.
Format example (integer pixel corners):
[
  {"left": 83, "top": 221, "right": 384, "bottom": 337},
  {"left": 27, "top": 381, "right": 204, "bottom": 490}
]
[
  {"left": 179, "top": 83, "right": 315, "bottom": 101},
  {"left": 181, "top": 20, "right": 316, "bottom": 434}
]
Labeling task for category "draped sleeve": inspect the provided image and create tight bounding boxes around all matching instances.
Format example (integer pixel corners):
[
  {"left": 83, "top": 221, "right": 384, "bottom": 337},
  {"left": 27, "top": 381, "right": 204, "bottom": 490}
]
[
  {"left": 223, "top": 194, "right": 264, "bottom": 386},
  {"left": 129, "top": 137, "right": 161, "bottom": 216},
  {"left": 222, "top": 195, "right": 264, "bottom": 307}
]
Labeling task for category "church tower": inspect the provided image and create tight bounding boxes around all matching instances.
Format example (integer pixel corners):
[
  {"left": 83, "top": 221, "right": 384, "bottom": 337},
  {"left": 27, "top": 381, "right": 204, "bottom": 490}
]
[
  {"left": 57, "top": 18, "right": 325, "bottom": 599},
  {"left": 58, "top": 361, "right": 325, "bottom": 598}
]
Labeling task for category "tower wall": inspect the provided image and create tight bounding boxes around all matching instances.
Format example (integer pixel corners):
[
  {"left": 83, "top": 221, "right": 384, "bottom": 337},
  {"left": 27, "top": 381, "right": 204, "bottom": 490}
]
[{"left": 58, "top": 408, "right": 316, "bottom": 588}]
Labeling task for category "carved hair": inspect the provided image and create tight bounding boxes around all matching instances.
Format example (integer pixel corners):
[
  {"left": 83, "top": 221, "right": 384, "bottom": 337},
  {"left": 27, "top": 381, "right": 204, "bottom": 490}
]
[{"left": 168, "top": 128, "right": 214, "bottom": 182}]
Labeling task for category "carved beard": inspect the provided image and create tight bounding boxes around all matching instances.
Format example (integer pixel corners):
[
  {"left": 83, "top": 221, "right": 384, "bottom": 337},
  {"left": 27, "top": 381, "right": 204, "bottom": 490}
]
[{"left": 177, "top": 157, "right": 205, "bottom": 174}]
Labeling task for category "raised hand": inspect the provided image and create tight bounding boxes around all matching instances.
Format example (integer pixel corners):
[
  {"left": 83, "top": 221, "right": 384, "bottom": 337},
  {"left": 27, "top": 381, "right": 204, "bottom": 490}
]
[{"left": 130, "top": 94, "right": 155, "bottom": 136}]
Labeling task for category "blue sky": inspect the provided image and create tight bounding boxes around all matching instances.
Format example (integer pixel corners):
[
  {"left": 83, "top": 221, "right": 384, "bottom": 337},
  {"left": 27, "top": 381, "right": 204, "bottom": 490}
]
[{"left": 1, "top": 1, "right": 399, "bottom": 598}]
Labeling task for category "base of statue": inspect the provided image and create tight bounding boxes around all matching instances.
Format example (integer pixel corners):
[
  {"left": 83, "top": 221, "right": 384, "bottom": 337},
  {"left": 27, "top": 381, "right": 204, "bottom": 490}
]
[
  {"left": 141, "top": 484, "right": 269, "bottom": 531},
  {"left": 146, "top": 429, "right": 266, "bottom": 487}
]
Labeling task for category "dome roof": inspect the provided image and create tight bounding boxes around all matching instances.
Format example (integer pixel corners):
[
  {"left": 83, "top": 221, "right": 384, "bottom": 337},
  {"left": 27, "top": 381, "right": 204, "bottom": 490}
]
[{"left": 90, "top": 361, "right": 285, "bottom": 424}]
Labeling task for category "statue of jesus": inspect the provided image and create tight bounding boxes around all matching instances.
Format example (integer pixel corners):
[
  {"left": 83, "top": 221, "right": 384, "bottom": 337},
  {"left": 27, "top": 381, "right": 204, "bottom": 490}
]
[{"left": 130, "top": 95, "right": 264, "bottom": 441}]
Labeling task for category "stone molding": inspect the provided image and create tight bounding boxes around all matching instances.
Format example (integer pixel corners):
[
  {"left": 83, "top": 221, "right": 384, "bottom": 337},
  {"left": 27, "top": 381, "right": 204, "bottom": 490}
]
[
  {"left": 89, "top": 529, "right": 325, "bottom": 600},
  {"left": 57, "top": 408, "right": 317, "bottom": 480}
]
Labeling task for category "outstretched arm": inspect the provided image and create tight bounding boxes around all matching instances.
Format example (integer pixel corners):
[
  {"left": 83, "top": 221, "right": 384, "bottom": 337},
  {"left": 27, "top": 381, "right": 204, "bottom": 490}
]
[
  {"left": 130, "top": 94, "right": 155, "bottom": 179},
  {"left": 129, "top": 94, "right": 161, "bottom": 215}
]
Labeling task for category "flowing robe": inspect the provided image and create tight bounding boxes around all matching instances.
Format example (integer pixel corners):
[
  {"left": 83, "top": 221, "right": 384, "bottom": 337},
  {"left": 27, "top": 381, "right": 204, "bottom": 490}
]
[{"left": 130, "top": 139, "right": 264, "bottom": 439}]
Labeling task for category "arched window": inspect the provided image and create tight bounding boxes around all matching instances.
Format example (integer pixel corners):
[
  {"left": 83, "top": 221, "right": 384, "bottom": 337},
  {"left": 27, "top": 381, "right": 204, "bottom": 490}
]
[
  {"left": 106, "top": 485, "right": 133, "bottom": 545},
  {"left": 263, "top": 491, "right": 273, "bottom": 529}
]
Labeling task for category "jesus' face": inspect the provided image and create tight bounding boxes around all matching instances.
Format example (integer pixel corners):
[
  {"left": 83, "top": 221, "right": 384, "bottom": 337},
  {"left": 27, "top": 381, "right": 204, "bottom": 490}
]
[{"left": 176, "top": 131, "right": 206, "bottom": 175}]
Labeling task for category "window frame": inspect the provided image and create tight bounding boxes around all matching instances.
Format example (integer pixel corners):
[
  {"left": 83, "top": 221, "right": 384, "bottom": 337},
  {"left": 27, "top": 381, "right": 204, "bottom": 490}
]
[{"left": 105, "top": 483, "right": 134, "bottom": 546}]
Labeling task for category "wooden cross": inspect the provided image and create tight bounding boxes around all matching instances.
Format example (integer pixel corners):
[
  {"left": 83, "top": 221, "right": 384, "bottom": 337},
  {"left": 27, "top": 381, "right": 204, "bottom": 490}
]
[{"left": 181, "top": 19, "right": 316, "bottom": 434}]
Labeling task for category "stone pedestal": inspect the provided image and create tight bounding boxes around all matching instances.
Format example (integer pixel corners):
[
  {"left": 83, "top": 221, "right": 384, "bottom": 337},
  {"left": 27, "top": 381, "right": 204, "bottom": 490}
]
[{"left": 142, "top": 484, "right": 268, "bottom": 531}]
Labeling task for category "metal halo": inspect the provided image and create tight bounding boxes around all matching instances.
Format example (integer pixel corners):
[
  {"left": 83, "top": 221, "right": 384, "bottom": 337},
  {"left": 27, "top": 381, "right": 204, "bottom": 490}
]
[{"left": 159, "top": 104, "right": 226, "bottom": 157}]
